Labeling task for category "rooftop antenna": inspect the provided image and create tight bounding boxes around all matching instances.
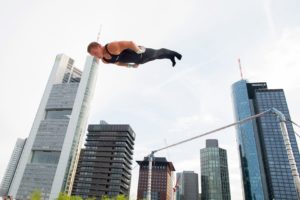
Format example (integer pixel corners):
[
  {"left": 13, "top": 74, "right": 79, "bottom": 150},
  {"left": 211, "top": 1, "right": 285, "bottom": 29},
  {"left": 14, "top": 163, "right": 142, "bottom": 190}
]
[
  {"left": 96, "top": 24, "right": 103, "bottom": 42},
  {"left": 164, "top": 138, "right": 170, "bottom": 160},
  {"left": 238, "top": 58, "right": 244, "bottom": 80}
]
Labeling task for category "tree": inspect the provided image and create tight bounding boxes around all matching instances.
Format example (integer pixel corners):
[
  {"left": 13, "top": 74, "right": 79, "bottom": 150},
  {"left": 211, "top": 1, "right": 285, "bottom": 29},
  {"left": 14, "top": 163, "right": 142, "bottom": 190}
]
[
  {"left": 115, "top": 194, "right": 128, "bottom": 200},
  {"left": 57, "top": 192, "right": 83, "bottom": 200},
  {"left": 30, "top": 190, "right": 41, "bottom": 200},
  {"left": 54, "top": 192, "right": 128, "bottom": 200},
  {"left": 70, "top": 196, "right": 83, "bottom": 200},
  {"left": 101, "top": 195, "right": 110, "bottom": 200},
  {"left": 101, "top": 194, "right": 129, "bottom": 200}
]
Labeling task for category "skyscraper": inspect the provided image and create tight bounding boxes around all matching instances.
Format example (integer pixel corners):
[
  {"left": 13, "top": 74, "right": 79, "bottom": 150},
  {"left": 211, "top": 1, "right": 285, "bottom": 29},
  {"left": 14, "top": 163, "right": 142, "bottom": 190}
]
[
  {"left": 71, "top": 121, "right": 135, "bottom": 198},
  {"left": 0, "top": 139, "right": 26, "bottom": 198},
  {"left": 232, "top": 80, "right": 300, "bottom": 200},
  {"left": 200, "top": 139, "right": 231, "bottom": 200},
  {"left": 175, "top": 171, "right": 199, "bottom": 200},
  {"left": 6, "top": 54, "right": 98, "bottom": 199},
  {"left": 136, "top": 157, "right": 175, "bottom": 200}
]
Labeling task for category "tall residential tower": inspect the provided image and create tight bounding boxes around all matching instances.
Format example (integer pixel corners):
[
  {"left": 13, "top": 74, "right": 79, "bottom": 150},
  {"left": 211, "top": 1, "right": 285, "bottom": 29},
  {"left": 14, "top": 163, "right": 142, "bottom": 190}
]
[{"left": 6, "top": 54, "right": 98, "bottom": 199}]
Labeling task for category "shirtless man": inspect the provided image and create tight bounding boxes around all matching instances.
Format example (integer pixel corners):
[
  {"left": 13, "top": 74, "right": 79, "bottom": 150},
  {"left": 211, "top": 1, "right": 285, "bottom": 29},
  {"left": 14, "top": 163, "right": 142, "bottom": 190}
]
[{"left": 87, "top": 41, "right": 182, "bottom": 68}]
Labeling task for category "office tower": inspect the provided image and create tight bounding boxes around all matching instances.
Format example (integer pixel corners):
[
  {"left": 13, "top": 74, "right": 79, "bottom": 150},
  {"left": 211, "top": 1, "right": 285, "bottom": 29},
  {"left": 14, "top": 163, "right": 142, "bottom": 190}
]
[
  {"left": 136, "top": 157, "right": 175, "bottom": 200},
  {"left": 71, "top": 121, "right": 136, "bottom": 198},
  {"left": 200, "top": 139, "right": 231, "bottom": 200},
  {"left": 0, "top": 139, "right": 26, "bottom": 198},
  {"left": 232, "top": 80, "right": 300, "bottom": 200},
  {"left": 175, "top": 171, "right": 199, "bottom": 200},
  {"left": 6, "top": 55, "right": 98, "bottom": 199}
]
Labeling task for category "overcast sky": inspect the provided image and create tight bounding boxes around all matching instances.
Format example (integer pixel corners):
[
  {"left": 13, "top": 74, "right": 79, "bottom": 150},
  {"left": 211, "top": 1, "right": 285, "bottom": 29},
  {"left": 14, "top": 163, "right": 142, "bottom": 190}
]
[{"left": 1, "top": 0, "right": 300, "bottom": 199}]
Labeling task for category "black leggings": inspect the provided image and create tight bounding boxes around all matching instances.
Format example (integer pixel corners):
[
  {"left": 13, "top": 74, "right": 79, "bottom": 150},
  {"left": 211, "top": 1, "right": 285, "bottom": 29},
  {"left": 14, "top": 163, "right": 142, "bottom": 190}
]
[{"left": 138, "top": 48, "right": 178, "bottom": 64}]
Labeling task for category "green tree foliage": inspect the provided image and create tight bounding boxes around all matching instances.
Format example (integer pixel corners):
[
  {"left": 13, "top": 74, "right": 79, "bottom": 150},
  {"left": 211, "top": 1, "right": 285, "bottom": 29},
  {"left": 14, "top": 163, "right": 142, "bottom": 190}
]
[
  {"left": 30, "top": 190, "right": 41, "bottom": 200},
  {"left": 101, "top": 195, "right": 128, "bottom": 200},
  {"left": 115, "top": 194, "right": 128, "bottom": 200},
  {"left": 37, "top": 192, "right": 128, "bottom": 200},
  {"left": 57, "top": 192, "right": 69, "bottom": 200},
  {"left": 70, "top": 196, "right": 84, "bottom": 200},
  {"left": 101, "top": 195, "right": 110, "bottom": 200},
  {"left": 56, "top": 192, "right": 83, "bottom": 200}
]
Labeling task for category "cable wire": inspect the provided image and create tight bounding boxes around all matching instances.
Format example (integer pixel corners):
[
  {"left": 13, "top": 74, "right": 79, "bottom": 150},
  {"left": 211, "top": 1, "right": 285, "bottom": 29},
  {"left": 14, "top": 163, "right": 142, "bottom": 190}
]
[
  {"left": 152, "top": 109, "right": 271, "bottom": 153},
  {"left": 286, "top": 119, "right": 300, "bottom": 139},
  {"left": 288, "top": 119, "right": 300, "bottom": 129}
]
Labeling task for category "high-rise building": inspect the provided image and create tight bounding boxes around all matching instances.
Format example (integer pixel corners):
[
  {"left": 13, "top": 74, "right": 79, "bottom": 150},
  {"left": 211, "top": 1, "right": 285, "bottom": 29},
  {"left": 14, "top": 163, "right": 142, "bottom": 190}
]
[
  {"left": 71, "top": 121, "right": 135, "bottom": 198},
  {"left": 175, "top": 171, "right": 199, "bottom": 200},
  {"left": 6, "top": 54, "right": 98, "bottom": 199},
  {"left": 200, "top": 139, "right": 231, "bottom": 200},
  {"left": 232, "top": 80, "right": 300, "bottom": 200},
  {"left": 136, "top": 157, "right": 175, "bottom": 200},
  {"left": 0, "top": 139, "right": 26, "bottom": 198}
]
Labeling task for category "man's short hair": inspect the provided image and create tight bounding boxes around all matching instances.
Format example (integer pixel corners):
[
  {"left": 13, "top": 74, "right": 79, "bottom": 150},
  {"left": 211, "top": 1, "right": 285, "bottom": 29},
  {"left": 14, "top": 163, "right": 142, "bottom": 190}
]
[{"left": 87, "top": 42, "right": 101, "bottom": 53}]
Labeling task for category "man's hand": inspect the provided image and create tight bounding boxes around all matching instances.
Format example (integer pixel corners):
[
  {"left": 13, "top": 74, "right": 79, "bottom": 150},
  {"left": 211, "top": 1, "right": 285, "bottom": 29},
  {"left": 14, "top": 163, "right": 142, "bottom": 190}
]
[
  {"left": 128, "top": 63, "right": 139, "bottom": 68},
  {"left": 132, "top": 63, "right": 139, "bottom": 68},
  {"left": 115, "top": 62, "right": 139, "bottom": 68},
  {"left": 136, "top": 46, "right": 146, "bottom": 54}
]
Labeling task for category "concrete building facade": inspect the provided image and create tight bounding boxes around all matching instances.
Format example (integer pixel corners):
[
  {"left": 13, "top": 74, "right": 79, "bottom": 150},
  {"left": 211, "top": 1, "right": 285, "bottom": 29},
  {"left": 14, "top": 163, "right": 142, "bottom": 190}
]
[{"left": 72, "top": 121, "right": 135, "bottom": 199}]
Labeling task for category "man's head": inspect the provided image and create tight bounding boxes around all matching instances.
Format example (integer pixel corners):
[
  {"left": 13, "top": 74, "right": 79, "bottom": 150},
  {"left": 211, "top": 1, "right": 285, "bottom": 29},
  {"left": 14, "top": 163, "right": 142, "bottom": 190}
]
[{"left": 87, "top": 42, "right": 102, "bottom": 58}]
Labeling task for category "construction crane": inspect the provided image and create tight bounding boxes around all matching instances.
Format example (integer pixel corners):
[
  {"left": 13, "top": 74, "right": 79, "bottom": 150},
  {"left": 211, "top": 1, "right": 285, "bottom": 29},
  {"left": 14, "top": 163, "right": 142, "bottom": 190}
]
[
  {"left": 145, "top": 108, "right": 300, "bottom": 200},
  {"left": 172, "top": 174, "right": 181, "bottom": 200}
]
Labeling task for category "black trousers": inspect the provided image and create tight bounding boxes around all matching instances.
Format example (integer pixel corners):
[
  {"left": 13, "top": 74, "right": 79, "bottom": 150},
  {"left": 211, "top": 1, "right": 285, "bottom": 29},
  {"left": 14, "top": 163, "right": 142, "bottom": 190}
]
[{"left": 137, "top": 48, "right": 178, "bottom": 64}]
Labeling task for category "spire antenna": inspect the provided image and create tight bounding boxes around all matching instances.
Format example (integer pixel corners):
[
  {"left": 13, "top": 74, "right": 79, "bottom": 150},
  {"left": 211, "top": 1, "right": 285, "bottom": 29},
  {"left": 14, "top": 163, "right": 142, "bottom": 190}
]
[
  {"left": 238, "top": 58, "right": 244, "bottom": 80},
  {"left": 96, "top": 24, "right": 103, "bottom": 42}
]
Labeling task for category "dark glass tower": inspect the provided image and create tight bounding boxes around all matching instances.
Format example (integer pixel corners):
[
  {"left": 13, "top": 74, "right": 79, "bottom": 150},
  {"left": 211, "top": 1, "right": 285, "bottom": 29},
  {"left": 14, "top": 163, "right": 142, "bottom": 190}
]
[
  {"left": 136, "top": 157, "right": 175, "bottom": 200},
  {"left": 200, "top": 139, "right": 231, "bottom": 200},
  {"left": 175, "top": 171, "right": 199, "bottom": 200},
  {"left": 232, "top": 80, "right": 300, "bottom": 200},
  {"left": 71, "top": 121, "right": 135, "bottom": 199}
]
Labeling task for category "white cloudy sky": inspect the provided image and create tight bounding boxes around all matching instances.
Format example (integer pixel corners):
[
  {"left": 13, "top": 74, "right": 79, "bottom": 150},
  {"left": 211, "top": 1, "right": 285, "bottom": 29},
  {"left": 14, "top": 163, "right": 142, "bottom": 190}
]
[{"left": 1, "top": 0, "right": 300, "bottom": 199}]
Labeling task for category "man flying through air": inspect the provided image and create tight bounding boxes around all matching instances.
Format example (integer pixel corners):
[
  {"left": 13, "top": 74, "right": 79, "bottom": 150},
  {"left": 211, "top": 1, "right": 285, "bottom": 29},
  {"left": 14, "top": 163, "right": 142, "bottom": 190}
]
[{"left": 87, "top": 41, "right": 182, "bottom": 68}]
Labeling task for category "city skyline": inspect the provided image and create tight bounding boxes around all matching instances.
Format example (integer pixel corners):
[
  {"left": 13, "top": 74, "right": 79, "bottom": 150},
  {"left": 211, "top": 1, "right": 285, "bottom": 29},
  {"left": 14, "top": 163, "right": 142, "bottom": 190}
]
[{"left": 1, "top": 0, "right": 300, "bottom": 199}]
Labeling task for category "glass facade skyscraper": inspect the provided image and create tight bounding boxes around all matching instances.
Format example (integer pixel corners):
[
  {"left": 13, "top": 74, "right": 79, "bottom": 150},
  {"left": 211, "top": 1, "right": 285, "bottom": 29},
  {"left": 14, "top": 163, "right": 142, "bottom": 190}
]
[
  {"left": 232, "top": 80, "right": 300, "bottom": 200},
  {"left": 200, "top": 139, "right": 231, "bottom": 200},
  {"left": 5, "top": 55, "right": 98, "bottom": 199}
]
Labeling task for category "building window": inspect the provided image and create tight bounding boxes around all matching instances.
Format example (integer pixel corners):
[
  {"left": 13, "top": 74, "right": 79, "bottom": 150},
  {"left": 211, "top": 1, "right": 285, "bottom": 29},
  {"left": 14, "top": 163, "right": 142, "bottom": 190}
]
[
  {"left": 45, "top": 109, "right": 72, "bottom": 119},
  {"left": 31, "top": 150, "right": 60, "bottom": 164}
]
